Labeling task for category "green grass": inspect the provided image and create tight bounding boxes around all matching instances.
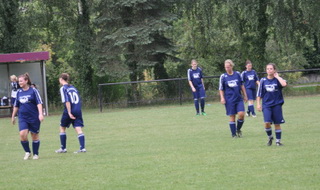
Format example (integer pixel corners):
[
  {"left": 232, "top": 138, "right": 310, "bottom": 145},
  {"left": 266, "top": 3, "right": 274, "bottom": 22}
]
[{"left": 0, "top": 95, "right": 319, "bottom": 189}]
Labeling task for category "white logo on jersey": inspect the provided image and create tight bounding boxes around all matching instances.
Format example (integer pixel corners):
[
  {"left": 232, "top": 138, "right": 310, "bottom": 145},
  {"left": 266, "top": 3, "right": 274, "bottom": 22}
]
[
  {"left": 248, "top": 75, "right": 255, "bottom": 80},
  {"left": 227, "top": 80, "right": 238, "bottom": 87},
  {"left": 193, "top": 73, "right": 200, "bottom": 78},
  {"left": 19, "top": 95, "right": 31, "bottom": 104},
  {"left": 265, "top": 84, "right": 277, "bottom": 92}
]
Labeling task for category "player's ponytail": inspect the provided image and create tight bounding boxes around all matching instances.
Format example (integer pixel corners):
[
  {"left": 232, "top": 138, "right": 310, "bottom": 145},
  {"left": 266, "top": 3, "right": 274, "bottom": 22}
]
[
  {"left": 18, "top": 73, "right": 32, "bottom": 86},
  {"left": 59, "top": 73, "right": 70, "bottom": 82}
]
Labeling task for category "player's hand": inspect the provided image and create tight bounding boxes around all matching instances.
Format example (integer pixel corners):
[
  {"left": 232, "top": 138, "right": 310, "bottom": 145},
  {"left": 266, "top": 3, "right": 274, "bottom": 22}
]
[
  {"left": 192, "top": 87, "right": 196, "bottom": 92},
  {"left": 257, "top": 105, "right": 262, "bottom": 112},
  {"left": 274, "top": 72, "right": 279, "bottom": 78},
  {"left": 220, "top": 98, "right": 226, "bottom": 104},
  {"left": 11, "top": 117, "right": 15, "bottom": 125},
  {"left": 69, "top": 113, "right": 76, "bottom": 120},
  {"left": 243, "top": 96, "right": 248, "bottom": 103},
  {"left": 39, "top": 114, "right": 44, "bottom": 122}
]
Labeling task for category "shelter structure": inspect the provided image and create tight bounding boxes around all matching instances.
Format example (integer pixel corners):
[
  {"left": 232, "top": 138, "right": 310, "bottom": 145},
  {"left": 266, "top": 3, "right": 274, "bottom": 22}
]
[{"left": 0, "top": 52, "right": 50, "bottom": 116}]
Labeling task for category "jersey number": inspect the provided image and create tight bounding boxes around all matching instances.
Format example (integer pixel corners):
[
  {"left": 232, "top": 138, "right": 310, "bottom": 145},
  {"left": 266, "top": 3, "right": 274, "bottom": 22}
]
[{"left": 68, "top": 92, "right": 79, "bottom": 104}]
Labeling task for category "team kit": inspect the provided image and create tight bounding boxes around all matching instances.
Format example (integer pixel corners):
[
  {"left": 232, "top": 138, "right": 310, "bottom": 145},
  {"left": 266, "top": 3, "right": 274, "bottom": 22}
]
[{"left": 12, "top": 59, "right": 286, "bottom": 160}]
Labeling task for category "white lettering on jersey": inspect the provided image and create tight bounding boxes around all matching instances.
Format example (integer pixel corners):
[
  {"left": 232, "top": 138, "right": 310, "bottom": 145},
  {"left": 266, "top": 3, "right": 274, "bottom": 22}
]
[
  {"left": 19, "top": 95, "right": 31, "bottom": 104},
  {"left": 248, "top": 75, "right": 254, "bottom": 80},
  {"left": 227, "top": 80, "right": 238, "bottom": 87},
  {"left": 193, "top": 73, "right": 200, "bottom": 79},
  {"left": 265, "top": 84, "right": 277, "bottom": 92}
]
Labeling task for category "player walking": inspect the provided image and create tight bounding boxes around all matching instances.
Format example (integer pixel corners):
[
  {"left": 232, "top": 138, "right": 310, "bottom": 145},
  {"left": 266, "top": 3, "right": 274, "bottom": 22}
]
[
  {"left": 187, "top": 59, "right": 207, "bottom": 116},
  {"left": 11, "top": 73, "right": 44, "bottom": 160},
  {"left": 55, "top": 73, "right": 86, "bottom": 153},
  {"left": 219, "top": 59, "right": 248, "bottom": 138},
  {"left": 257, "top": 63, "right": 287, "bottom": 146},
  {"left": 241, "top": 60, "right": 260, "bottom": 117}
]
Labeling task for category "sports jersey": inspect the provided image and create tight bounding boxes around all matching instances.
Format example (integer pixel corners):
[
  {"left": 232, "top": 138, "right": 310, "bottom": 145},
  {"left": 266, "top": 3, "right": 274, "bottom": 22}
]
[
  {"left": 15, "top": 87, "right": 43, "bottom": 122},
  {"left": 60, "top": 84, "right": 82, "bottom": 117},
  {"left": 187, "top": 67, "right": 204, "bottom": 88},
  {"left": 11, "top": 82, "right": 20, "bottom": 98},
  {"left": 219, "top": 71, "right": 243, "bottom": 103},
  {"left": 241, "top": 70, "right": 259, "bottom": 89},
  {"left": 257, "top": 77, "right": 284, "bottom": 107}
]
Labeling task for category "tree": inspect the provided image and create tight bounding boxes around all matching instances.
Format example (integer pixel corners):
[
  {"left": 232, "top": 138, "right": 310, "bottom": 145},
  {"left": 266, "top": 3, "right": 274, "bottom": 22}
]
[
  {"left": 95, "top": 0, "right": 178, "bottom": 102},
  {"left": 0, "top": 0, "right": 27, "bottom": 53}
]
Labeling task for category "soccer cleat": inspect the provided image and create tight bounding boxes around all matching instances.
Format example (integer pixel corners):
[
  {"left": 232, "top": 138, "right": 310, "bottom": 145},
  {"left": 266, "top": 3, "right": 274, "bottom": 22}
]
[
  {"left": 24, "top": 152, "right": 31, "bottom": 160},
  {"left": 74, "top": 148, "right": 86, "bottom": 153},
  {"left": 267, "top": 137, "right": 274, "bottom": 146},
  {"left": 33, "top": 154, "right": 39, "bottom": 160},
  {"left": 236, "top": 130, "right": 242, "bottom": 138},
  {"left": 246, "top": 111, "right": 250, "bottom": 117},
  {"left": 232, "top": 135, "right": 238, "bottom": 138},
  {"left": 276, "top": 142, "right": 284, "bottom": 146},
  {"left": 196, "top": 113, "right": 200, "bottom": 116},
  {"left": 201, "top": 112, "right": 207, "bottom": 116},
  {"left": 55, "top": 148, "right": 67, "bottom": 153},
  {"left": 252, "top": 114, "right": 257, "bottom": 118}
]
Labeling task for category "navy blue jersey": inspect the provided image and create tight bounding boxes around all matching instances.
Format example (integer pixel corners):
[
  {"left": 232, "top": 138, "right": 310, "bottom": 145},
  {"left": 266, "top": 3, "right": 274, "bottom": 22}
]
[
  {"left": 257, "top": 77, "right": 284, "bottom": 107},
  {"left": 219, "top": 71, "right": 243, "bottom": 103},
  {"left": 60, "top": 84, "right": 82, "bottom": 116},
  {"left": 11, "top": 82, "right": 20, "bottom": 98},
  {"left": 241, "top": 70, "right": 259, "bottom": 89},
  {"left": 15, "top": 87, "right": 43, "bottom": 122},
  {"left": 187, "top": 67, "right": 204, "bottom": 88}
]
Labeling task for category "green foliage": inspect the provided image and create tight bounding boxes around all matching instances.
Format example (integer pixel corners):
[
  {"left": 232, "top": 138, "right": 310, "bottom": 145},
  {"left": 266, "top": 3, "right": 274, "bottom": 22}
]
[
  {"left": 0, "top": 0, "right": 28, "bottom": 53},
  {"left": 1, "top": 0, "right": 320, "bottom": 107}
]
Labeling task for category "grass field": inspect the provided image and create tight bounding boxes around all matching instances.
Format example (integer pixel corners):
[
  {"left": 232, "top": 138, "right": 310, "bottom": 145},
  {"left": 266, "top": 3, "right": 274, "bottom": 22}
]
[{"left": 0, "top": 95, "right": 319, "bottom": 190}]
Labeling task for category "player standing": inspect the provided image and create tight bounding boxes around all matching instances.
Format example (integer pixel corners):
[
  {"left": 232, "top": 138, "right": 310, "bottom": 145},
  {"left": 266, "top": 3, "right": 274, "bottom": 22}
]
[
  {"left": 257, "top": 63, "right": 287, "bottom": 146},
  {"left": 187, "top": 59, "right": 207, "bottom": 116},
  {"left": 10, "top": 75, "right": 20, "bottom": 105},
  {"left": 219, "top": 59, "right": 248, "bottom": 138},
  {"left": 241, "top": 60, "right": 260, "bottom": 117},
  {"left": 55, "top": 73, "right": 86, "bottom": 153},
  {"left": 11, "top": 73, "right": 44, "bottom": 160}
]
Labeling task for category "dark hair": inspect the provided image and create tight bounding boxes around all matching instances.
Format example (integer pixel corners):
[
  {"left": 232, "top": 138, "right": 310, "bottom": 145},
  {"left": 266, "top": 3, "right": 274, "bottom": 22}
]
[
  {"left": 59, "top": 73, "right": 70, "bottom": 82},
  {"left": 245, "top": 60, "right": 252, "bottom": 65},
  {"left": 266, "top": 63, "right": 277, "bottom": 70},
  {"left": 18, "top": 73, "right": 32, "bottom": 86}
]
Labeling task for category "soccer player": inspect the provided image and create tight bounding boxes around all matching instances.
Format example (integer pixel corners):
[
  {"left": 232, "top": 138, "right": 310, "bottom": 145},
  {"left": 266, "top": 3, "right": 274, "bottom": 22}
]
[
  {"left": 55, "top": 73, "right": 86, "bottom": 153},
  {"left": 257, "top": 63, "right": 287, "bottom": 146},
  {"left": 187, "top": 59, "right": 207, "bottom": 116},
  {"left": 11, "top": 73, "right": 44, "bottom": 160},
  {"left": 241, "top": 60, "right": 260, "bottom": 117},
  {"left": 219, "top": 59, "right": 248, "bottom": 138},
  {"left": 10, "top": 75, "right": 20, "bottom": 105}
]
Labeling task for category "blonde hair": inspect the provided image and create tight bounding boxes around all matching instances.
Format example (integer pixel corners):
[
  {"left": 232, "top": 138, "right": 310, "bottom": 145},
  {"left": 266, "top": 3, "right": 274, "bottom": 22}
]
[
  {"left": 224, "top": 59, "right": 234, "bottom": 67},
  {"left": 10, "top": 75, "right": 17, "bottom": 81}
]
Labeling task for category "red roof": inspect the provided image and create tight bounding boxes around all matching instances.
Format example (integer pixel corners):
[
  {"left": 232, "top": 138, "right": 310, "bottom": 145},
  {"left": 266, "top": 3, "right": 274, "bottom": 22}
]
[{"left": 0, "top": 52, "right": 49, "bottom": 63}]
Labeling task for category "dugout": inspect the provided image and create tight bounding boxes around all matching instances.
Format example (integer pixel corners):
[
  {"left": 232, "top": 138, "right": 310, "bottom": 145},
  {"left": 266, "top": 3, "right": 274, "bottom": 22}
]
[{"left": 0, "top": 52, "right": 49, "bottom": 117}]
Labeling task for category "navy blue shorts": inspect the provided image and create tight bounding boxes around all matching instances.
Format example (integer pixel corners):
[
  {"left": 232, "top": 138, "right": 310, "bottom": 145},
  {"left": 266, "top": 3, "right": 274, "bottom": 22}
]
[
  {"left": 60, "top": 113, "right": 84, "bottom": 128},
  {"left": 245, "top": 88, "right": 256, "bottom": 101},
  {"left": 262, "top": 104, "right": 285, "bottom": 124},
  {"left": 225, "top": 101, "right": 245, "bottom": 116},
  {"left": 19, "top": 119, "right": 41, "bottom": 134},
  {"left": 192, "top": 86, "right": 206, "bottom": 100}
]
